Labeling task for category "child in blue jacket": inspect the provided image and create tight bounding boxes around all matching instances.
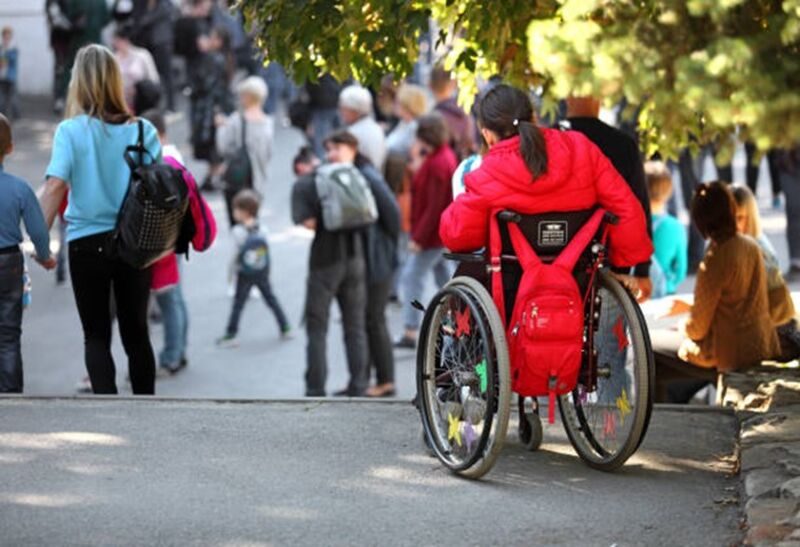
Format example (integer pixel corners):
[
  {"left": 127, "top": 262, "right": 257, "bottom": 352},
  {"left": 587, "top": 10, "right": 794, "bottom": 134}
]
[
  {"left": 646, "top": 161, "right": 688, "bottom": 298},
  {"left": 0, "top": 114, "right": 55, "bottom": 392}
]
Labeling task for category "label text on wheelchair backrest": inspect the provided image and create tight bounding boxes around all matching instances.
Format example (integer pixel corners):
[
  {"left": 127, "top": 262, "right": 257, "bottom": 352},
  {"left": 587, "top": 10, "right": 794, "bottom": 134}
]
[{"left": 538, "top": 221, "right": 568, "bottom": 247}]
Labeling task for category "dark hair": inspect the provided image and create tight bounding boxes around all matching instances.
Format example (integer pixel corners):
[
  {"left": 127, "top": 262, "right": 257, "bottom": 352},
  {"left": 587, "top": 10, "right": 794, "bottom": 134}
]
[
  {"left": 232, "top": 189, "right": 261, "bottom": 218},
  {"left": 477, "top": 84, "right": 547, "bottom": 180},
  {"left": 416, "top": 113, "right": 449, "bottom": 149},
  {"left": 140, "top": 109, "right": 166, "bottom": 136},
  {"left": 691, "top": 181, "right": 737, "bottom": 242},
  {"left": 0, "top": 113, "right": 11, "bottom": 154},
  {"left": 113, "top": 23, "right": 134, "bottom": 41},
  {"left": 210, "top": 26, "right": 235, "bottom": 83},
  {"left": 323, "top": 129, "right": 359, "bottom": 150},
  {"left": 293, "top": 146, "right": 318, "bottom": 167},
  {"left": 323, "top": 130, "right": 373, "bottom": 168}
]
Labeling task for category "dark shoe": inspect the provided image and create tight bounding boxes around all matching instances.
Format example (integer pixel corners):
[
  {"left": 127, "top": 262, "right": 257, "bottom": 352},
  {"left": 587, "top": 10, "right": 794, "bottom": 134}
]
[
  {"left": 393, "top": 335, "right": 416, "bottom": 350},
  {"left": 333, "top": 387, "right": 365, "bottom": 397},
  {"left": 305, "top": 389, "right": 326, "bottom": 397}
]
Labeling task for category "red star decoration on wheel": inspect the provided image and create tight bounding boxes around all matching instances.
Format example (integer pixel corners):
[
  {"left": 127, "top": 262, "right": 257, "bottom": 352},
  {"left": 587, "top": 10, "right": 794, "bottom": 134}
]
[
  {"left": 455, "top": 307, "right": 471, "bottom": 338},
  {"left": 613, "top": 316, "right": 629, "bottom": 353}
]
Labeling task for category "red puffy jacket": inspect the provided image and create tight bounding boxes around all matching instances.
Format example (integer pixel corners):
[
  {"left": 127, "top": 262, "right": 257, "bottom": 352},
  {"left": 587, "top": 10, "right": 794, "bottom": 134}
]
[{"left": 439, "top": 129, "right": 653, "bottom": 268}]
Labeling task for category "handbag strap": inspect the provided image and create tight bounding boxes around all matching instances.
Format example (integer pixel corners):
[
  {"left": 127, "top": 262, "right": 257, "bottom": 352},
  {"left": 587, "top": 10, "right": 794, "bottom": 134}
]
[
  {"left": 123, "top": 119, "right": 154, "bottom": 173},
  {"left": 240, "top": 113, "right": 247, "bottom": 150}
]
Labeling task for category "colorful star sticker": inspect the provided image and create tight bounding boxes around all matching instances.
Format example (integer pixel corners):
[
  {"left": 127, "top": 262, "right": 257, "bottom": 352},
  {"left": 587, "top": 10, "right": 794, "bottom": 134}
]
[
  {"left": 577, "top": 385, "right": 589, "bottom": 405},
  {"left": 603, "top": 410, "right": 617, "bottom": 440},
  {"left": 455, "top": 307, "right": 471, "bottom": 338},
  {"left": 613, "top": 317, "right": 629, "bottom": 353},
  {"left": 616, "top": 388, "right": 631, "bottom": 424},
  {"left": 448, "top": 412, "right": 462, "bottom": 446},
  {"left": 463, "top": 422, "right": 477, "bottom": 452},
  {"left": 474, "top": 359, "right": 488, "bottom": 393}
]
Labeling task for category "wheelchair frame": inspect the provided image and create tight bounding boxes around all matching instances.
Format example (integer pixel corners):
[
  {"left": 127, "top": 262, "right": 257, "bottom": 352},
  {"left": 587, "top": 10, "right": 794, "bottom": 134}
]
[{"left": 417, "top": 209, "right": 655, "bottom": 478}]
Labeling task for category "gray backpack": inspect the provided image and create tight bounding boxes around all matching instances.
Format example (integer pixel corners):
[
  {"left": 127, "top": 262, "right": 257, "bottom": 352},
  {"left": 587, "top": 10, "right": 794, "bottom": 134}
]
[{"left": 315, "top": 163, "right": 378, "bottom": 231}]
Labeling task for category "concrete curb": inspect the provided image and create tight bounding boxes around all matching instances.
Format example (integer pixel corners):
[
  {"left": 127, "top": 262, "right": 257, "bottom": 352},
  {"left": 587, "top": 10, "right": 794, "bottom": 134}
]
[{"left": 0, "top": 395, "right": 736, "bottom": 415}]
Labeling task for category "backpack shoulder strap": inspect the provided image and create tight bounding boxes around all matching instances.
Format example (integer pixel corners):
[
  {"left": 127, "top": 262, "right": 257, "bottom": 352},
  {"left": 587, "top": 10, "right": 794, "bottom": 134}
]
[
  {"left": 506, "top": 222, "right": 543, "bottom": 271},
  {"left": 489, "top": 210, "right": 543, "bottom": 327},
  {"left": 488, "top": 211, "right": 508, "bottom": 327},
  {"left": 553, "top": 208, "right": 608, "bottom": 271}
]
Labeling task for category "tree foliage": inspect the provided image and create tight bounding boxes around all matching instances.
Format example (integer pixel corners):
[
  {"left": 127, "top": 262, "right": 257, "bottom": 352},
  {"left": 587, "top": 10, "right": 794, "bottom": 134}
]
[{"left": 239, "top": 0, "right": 800, "bottom": 157}]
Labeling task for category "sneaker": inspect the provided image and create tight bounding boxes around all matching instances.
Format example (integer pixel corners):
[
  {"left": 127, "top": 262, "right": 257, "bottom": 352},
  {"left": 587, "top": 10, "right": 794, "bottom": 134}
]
[
  {"left": 75, "top": 376, "right": 92, "bottom": 394},
  {"left": 216, "top": 334, "right": 239, "bottom": 348},
  {"left": 157, "top": 358, "right": 188, "bottom": 378}
]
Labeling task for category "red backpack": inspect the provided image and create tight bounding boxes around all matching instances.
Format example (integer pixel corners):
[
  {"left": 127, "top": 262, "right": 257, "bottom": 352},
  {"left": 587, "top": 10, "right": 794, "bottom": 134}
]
[{"left": 490, "top": 209, "right": 608, "bottom": 423}]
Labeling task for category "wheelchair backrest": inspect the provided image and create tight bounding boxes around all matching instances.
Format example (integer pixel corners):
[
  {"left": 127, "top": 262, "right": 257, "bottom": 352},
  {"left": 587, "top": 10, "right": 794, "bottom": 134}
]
[
  {"left": 494, "top": 208, "right": 602, "bottom": 322},
  {"left": 496, "top": 208, "right": 599, "bottom": 262}
]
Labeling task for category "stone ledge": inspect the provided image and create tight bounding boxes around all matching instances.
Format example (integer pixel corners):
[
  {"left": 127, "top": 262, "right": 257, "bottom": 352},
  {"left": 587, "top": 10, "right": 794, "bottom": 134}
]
[{"left": 721, "top": 364, "right": 800, "bottom": 546}]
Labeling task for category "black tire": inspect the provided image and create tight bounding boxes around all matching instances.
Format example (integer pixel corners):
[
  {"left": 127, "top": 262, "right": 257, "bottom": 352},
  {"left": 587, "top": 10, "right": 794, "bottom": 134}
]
[
  {"left": 558, "top": 269, "right": 654, "bottom": 471},
  {"left": 417, "top": 276, "right": 511, "bottom": 479},
  {"left": 517, "top": 396, "right": 543, "bottom": 451}
]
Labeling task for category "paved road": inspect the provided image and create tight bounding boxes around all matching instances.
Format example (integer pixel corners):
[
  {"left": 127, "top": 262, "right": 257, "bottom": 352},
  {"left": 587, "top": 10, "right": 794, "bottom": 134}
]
[{"left": 0, "top": 399, "right": 741, "bottom": 546}]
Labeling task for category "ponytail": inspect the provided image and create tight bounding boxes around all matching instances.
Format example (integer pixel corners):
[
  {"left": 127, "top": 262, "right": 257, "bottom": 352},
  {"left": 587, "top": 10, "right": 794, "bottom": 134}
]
[
  {"left": 478, "top": 84, "right": 548, "bottom": 181},
  {"left": 517, "top": 120, "right": 547, "bottom": 179}
]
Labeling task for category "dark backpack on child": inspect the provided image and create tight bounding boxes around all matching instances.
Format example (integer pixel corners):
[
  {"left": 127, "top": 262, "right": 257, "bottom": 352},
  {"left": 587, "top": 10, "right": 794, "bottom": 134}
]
[
  {"left": 490, "top": 209, "right": 609, "bottom": 423},
  {"left": 115, "top": 120, "right": 189, "bottom": 269},
  {"left": 223, "top": 114, "right": 252, "bottom": 195},
  {"left": 238, "top": 226, "right": 270, "bottom": 276}
]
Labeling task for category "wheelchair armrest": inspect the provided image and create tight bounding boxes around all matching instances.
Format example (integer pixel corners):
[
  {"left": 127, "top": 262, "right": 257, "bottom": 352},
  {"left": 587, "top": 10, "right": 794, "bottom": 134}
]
[{"left": 443, "top": 251, "right": 486, "bottom": 263}]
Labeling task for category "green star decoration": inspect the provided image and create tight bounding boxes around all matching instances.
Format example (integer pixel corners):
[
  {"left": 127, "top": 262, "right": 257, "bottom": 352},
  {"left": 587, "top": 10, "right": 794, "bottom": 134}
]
[{"left": 475, "top": 360, "right": 488, "bottom": 394}]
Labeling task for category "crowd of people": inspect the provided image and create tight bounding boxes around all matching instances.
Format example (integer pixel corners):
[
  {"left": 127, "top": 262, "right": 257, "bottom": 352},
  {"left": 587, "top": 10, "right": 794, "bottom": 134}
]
[{"left": 0, "top": 0, "right": 798, "bottom": 403}]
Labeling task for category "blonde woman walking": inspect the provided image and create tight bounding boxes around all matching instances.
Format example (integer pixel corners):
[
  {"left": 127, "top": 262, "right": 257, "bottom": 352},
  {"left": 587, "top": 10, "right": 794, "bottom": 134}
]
[{"left": 39, "top": 44, "right": 162, "bottom": 395}]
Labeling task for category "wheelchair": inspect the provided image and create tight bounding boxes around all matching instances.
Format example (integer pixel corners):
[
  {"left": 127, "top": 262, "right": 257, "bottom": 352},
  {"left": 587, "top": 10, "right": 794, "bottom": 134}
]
[{"left": 416, "top": 208, "right": 655, "bottom": 479}]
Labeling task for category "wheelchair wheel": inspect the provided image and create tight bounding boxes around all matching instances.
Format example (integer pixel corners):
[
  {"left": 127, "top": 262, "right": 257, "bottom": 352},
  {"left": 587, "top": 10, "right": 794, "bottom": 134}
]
[
  {"left": 417, "top": 276, "right": 511, "bottom": 479},
  {"left": 517, "top": 396, "right": 543, "bottom": 451},
  {"left": 559, "top": 269, "right": 654, "bottom": 471}
]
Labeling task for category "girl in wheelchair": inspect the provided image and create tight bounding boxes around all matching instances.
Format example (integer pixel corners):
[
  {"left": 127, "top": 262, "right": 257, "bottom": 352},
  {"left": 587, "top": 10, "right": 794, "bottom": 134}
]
[
  {"left": 439, "top": 84, "right": 651, "bottom": 272},
  {"left": 416, "top": 85, "right": 655, "bottom": 478}
]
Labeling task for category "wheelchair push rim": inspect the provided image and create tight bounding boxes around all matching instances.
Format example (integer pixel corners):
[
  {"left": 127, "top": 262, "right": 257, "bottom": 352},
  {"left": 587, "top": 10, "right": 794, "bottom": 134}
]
[
  {"left": 417, "top": 277, "right": 511, "bottom": 479},
  {"left": 559, "top": 269, "right": 654, "bottom": 471}
]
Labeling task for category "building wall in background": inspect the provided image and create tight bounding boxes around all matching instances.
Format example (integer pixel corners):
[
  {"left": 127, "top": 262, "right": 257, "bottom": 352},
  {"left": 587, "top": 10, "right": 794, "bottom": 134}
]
[{"left": 0, "top": 2, "right": 53, "bottom": 96}]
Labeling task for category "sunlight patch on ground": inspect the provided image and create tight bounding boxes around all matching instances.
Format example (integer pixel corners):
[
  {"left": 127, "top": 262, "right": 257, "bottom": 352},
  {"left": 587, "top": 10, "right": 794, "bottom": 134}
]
[
  {"left": 60, "top": 463, "right": 124, "bottom": 476},
  {"left": 0, "top": 431, "right": 128, "bottom": 450},
  {"left": 0, "top": 493, "right": 88, "bottom": 508},
  {"left": 0, "top": 452, "right": 34, "bottom": 464},
  {"left": 256, "top": 506, "right": 320, "bottom": 521}
]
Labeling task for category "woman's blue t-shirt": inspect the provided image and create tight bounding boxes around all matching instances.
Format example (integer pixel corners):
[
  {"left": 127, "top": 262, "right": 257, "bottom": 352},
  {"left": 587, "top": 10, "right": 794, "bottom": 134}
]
[{"left": 46, "top": 115, "right": 162, "bottom": 242}]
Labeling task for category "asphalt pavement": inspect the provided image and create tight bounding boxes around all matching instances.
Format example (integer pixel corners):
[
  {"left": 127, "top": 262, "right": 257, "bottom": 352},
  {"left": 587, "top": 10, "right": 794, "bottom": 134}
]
[{"left": 0, "top": 398, "right": 741, "bottom": 546}]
